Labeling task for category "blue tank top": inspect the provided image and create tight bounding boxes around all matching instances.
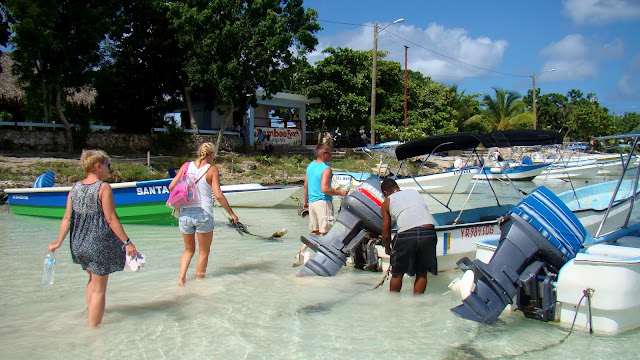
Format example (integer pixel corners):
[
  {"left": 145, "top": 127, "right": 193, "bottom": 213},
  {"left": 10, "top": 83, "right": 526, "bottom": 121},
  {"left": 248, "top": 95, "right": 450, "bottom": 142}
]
[{"left": 307, "top": 160, "right": 331, "bottom": 203}]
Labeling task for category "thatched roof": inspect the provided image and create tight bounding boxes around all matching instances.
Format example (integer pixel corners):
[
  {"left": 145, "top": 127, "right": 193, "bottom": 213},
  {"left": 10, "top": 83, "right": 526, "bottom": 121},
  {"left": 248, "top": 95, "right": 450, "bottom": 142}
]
[
  {"left": 0, "top": 52, "right": 95, "bottom": 106},
  {"left": 0, "top": 52, "right": 24, "bottom": 99}
]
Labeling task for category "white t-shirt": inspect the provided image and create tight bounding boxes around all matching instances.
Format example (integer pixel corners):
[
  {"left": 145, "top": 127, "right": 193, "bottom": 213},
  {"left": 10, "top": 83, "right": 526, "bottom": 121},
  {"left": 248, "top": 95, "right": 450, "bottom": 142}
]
[{"left": 388, "top": 189, "right": 436, "bottom": 233}]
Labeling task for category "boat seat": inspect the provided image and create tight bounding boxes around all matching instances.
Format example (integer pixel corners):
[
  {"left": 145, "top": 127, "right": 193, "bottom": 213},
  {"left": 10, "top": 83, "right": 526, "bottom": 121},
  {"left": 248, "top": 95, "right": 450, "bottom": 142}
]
[{"left": 586, "top": 244, "right": 640, "bottom": 259}]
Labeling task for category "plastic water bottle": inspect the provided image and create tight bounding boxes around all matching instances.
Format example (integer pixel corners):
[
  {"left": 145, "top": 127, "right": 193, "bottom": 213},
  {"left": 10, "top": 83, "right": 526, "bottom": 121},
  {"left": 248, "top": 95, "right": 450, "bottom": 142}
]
[{"left": 42, "top": 253, "right": 55, "bottom": 285}]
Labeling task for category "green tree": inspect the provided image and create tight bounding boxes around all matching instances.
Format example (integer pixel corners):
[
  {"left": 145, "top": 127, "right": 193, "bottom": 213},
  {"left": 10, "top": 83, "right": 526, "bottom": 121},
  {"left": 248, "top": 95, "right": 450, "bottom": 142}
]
[
  {"left": 167, "top": 0, "right": 321, "bottom": 153},
  {"left": 6, "top": 0, "right": 119, "bottom": 151},
  {"left": 531, "top": 92, "right": 569, "bottom": 132},
  {"left": 616, "top": 112, "right": 640, "bottom": 133},
  {"left": 482, "top": 87, "right": 523, "bottom": 130},
  {"left": 567, "top": 103, "right": 614, "bottom": 141},
  {"left": 448, "top": 84, "right": 486, "bottom": 133},
  {"left": 295, "top": 47, "right": 372, "bottom": 134},
  {"left": 93, "top": 0, "right": 183, "bottom": 132}
]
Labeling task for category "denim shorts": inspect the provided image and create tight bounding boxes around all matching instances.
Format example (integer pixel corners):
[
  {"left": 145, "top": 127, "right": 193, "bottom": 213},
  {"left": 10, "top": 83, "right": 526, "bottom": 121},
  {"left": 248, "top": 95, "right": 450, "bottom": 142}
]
[{"left": 178, "top": 207, "right": 214, "bottom": 234}]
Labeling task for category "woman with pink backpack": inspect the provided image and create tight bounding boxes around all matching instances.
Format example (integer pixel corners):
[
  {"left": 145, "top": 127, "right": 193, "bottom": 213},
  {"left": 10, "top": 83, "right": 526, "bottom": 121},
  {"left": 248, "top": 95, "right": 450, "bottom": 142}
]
[{"left": 168, "top": 142, "right": 239, "bottom": 286}]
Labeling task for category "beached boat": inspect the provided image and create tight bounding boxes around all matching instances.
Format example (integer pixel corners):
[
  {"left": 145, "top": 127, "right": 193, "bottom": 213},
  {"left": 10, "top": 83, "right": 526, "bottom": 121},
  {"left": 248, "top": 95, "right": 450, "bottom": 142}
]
[
  {"left": 449, "top": 132, "right": 640, "bottom": 334},
  {"left": 361, "top": 130, "right": 564, "bottom": 272},
  {"left": 3, "top": 178, "right": 302, "bottom": 224},
  {"left": 333, "top": 168, "right": 478, "bottom": 194},
  {"left": 473, "top": 161, "right": 549, "bottom": 181},
  {"left": 331, "top": 141, "right": 477, "bottom": 194}
]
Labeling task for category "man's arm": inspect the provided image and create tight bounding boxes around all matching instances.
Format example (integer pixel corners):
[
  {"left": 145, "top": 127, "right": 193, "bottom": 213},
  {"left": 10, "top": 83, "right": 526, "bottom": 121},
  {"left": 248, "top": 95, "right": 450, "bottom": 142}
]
[
  {"left": 320, "top": 168, "right": 348, "bottom": 197},
  {"left": 381, "top": 198, "right": 392, "bottom": 255}
]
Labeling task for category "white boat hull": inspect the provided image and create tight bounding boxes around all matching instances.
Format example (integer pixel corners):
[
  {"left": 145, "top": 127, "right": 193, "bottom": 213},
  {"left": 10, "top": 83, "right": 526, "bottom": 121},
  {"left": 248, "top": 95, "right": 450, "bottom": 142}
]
[
  {"left": 473, "top": 163, "right": 549, "bottom": 181},
  {"left": 475, "top": 236, "right": 640, "bottom": 333},
  {"left": 395, "top": 168, "right": 477, "bottom": 194},
  {"left": 220, "top": 183, "right": 302, "bottom": 207},
  {"left": 542, "top": 163, "right": 602, "bottom": 180},
  {"left": 333, "top": 169, "right": 477, "bottom": 194},
  {"left": 556, "top": 240, "right": 640, "bottom": 333}
]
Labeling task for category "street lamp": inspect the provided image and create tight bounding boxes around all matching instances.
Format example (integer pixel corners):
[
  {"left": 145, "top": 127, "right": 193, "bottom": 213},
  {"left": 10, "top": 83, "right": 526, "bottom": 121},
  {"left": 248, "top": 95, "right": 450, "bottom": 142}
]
[
  {"left": 371, "top": 18, "right": 404, "bottom": 146},
  {"left": 531, "top": 68, "right": 555, "bottom": 130}
]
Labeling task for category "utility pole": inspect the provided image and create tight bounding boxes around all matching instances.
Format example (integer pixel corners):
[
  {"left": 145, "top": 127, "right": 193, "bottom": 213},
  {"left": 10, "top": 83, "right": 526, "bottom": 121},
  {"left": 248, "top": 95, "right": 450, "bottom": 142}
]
[
  {"left": 532, "top": 73, "right": 537, "bottom": 130},
  {"left": 404, "top": 45, "right": 408, "bottom": 128},
  {"left": 370, "top": 22, "right": 378, "bottom": 146}
]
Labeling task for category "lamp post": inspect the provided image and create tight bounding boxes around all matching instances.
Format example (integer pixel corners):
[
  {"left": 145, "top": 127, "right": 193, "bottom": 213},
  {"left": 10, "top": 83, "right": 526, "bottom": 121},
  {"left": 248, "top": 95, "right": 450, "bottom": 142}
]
[
  {"left": 531, "top": 68, "right": 555, "bottom": 130},
  {"left": 371, "top": 18, "right": 404, "bottom": 146}
]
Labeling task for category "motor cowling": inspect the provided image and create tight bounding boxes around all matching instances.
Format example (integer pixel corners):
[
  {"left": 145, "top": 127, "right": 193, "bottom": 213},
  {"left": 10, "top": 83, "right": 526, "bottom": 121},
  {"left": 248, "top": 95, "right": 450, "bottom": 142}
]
[
  {"left": 450, "top": 186, "right": 588, "bottom": 324},
  {"left": 298, "top": 178, "right": 385, "bottom": 276}
]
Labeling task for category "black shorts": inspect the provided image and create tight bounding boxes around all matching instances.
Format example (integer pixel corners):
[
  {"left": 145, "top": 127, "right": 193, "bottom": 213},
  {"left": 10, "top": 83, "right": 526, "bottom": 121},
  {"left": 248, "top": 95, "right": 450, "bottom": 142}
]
[{"left": 390, "top": 226, "right": 437, "bottom": 276}]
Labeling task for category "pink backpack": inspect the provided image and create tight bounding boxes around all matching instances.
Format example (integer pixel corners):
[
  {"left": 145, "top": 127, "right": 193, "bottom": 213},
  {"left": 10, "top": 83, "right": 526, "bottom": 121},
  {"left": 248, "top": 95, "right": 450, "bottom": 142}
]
[{"left": 166, "top": 162, "right": 209, "bottom": 210}]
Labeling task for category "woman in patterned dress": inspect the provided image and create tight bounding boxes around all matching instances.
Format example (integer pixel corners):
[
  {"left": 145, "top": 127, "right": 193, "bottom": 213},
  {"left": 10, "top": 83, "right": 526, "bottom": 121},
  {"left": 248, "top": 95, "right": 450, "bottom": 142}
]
[{"left": 47, "top": 150, "right": 137, "bottom": 327}]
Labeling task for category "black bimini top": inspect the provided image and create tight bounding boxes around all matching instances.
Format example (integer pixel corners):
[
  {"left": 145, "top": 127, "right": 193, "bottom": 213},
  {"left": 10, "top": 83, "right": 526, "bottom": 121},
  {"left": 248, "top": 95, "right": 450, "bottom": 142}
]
[{"left": 395, "top": 130, "right": 564, "bottom": 161}]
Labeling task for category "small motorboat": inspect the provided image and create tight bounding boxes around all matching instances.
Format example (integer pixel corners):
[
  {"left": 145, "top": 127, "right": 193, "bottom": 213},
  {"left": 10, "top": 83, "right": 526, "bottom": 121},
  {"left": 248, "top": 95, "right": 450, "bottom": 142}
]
[{"left": 3, "top": 178, "right": 302, "bottom": 225}]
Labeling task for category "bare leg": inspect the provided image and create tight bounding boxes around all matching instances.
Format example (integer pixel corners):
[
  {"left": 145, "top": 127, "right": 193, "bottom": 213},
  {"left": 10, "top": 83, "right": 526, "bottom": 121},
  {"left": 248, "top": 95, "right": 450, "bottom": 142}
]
[
  {"left": 85, "top": 270, "right": 92, "bottom": 309},
  {"left": 389, "top": 274, "right": 403, "bottom": 292},
  {"left": 299, "top": 230, "right": 321, "bottom": 253},
  {"left": 413, "top": 273, "right": 427, "bottom": 294},
  {"left": 178, "top": 232, "right": 196, "bottom": 286},
  {"left": 195, "top": 231, "right": 213, "bottom": 278},
  {"left": 87, "top": 272, "right": 109, "bottom": 327}
]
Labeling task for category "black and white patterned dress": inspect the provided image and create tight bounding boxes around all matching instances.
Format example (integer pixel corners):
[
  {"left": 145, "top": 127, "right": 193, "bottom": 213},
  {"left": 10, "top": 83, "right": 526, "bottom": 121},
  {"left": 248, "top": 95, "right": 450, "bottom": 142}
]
[{"left": 69, "top": 181, "right": 125, "bottom": 276}]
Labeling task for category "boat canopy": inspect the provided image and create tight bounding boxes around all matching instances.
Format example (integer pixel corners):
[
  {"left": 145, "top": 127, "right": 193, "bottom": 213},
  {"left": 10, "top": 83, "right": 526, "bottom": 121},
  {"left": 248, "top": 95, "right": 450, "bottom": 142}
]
[{"left": 395, "top": 130, "right": 563, "bottom": 161}]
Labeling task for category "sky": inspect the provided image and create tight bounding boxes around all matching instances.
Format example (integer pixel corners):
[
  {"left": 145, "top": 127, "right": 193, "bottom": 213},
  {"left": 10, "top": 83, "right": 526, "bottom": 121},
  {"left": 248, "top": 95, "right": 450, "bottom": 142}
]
[{"left": 302, "top": 0, "right": 640, "bottom": 116}]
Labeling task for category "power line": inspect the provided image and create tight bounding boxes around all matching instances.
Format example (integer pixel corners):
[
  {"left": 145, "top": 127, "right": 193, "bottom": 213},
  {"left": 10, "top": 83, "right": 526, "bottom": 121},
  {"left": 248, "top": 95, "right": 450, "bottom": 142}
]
[
  {"left": 384, "top": 29, "right": 528, "bottom": 78},
  {"left": 316, "top": 19, "right": 529, "bottom": 79}
]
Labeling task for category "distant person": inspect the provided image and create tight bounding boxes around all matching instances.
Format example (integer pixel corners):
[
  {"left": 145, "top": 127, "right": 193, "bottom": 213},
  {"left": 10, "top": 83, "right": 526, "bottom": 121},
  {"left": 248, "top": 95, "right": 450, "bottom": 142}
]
[
  {"left": 168, "top": 142, "right": 239, "bottom": 286},
  {"left": 234, "top": 122, "right": 246, "bottom": 145},
  {"left": 493, "top": 149, "right": 504, "bottom": 162},
  {"left": 255, "top": 128, "right": 267, "bottom": 151},
  {"left": 380, "top": 178, "right": 437, "bottom": 294},
  {"left": 293, "top": 144, "right": 348, "bottom": 266},
  {"left": 263, "top": 135, "right": 274, "bottom": 155},
  {"left": 47, "top": 149, "right": 138, "bottom": 327},
  {"left": 453, "top": 156, "right": 464, "bottom": 169}
]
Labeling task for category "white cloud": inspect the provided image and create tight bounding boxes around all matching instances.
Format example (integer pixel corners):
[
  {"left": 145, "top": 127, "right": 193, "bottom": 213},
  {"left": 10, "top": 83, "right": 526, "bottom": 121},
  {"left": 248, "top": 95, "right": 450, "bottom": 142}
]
[
  {"left": 307, "top": 22, "right": 508, "bottom": 80},
  {"left": 563, "top": 0, "right": 640, "bottom": 25},
  {"left": 539, "top": 34, "right": 624, "bottom": 80}
]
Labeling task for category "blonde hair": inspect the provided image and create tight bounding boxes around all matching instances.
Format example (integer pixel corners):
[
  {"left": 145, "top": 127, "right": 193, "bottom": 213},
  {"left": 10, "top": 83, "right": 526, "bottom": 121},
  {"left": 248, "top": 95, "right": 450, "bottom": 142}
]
[
  {"left": 315, "top": 143, "right": 330, "bottom": 157},
  {"left": 80, "top": 149, "right": 110, "bottom": 173},
  {"left": 196, "top": 142, "right": 215, "bottom": 166}
]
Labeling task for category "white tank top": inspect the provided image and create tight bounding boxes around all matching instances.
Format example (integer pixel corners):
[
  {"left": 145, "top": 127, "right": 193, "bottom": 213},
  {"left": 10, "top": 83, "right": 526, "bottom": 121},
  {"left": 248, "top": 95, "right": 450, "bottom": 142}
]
[
  {"left": 388, "top": 189, "right": 435, "bottom": 233},
  {"left": 183, "top": 162, "right": 213, "bottom": 217}
]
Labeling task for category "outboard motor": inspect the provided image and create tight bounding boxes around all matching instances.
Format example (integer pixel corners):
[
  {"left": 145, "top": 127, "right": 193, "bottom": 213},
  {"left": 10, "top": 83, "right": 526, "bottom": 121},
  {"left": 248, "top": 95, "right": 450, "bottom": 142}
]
[
  {"left": 298, "top": 178, "right": 385, "bottom": 276},
  {"left": 450, "top": 186, "right": 588, "bottom": 324}
]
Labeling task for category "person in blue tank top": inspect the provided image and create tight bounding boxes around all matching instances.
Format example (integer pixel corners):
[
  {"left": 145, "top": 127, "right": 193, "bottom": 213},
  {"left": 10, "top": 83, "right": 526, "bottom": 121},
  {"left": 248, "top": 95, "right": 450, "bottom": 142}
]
[{"left": 293, "top": 144, "right": 348, "bottom": 266}]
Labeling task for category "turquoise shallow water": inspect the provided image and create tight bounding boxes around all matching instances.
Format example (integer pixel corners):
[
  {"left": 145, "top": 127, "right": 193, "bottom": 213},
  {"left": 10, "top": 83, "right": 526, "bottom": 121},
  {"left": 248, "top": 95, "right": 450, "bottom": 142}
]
[{"left": 1, "top": 177, "right": 639, "bottom": 359}]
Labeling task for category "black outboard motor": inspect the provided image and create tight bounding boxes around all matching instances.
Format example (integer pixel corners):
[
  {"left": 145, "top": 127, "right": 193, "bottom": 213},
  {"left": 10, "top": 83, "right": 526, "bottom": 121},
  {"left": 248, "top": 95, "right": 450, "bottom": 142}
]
[
  {"left": 450, "top": 186, "right": 588, "bottom": 323},
  {"left": 298, "top": 178, "right": 385, "bottom": 276}
]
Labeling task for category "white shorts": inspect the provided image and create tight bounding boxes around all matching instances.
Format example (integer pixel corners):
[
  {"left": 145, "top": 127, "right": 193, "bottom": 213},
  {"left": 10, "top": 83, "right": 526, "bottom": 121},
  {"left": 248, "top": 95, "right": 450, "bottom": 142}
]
[{"left": 308, "top": 200, "right": 334, "bottom": 234}]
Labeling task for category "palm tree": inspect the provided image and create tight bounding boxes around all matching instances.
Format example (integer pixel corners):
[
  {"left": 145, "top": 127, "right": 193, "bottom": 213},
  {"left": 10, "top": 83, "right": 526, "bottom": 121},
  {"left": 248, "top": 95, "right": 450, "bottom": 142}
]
[
  {"left": 449, "top": 85, "right": 488, "bottom": 132},
  {"left": 483, "top": 87, "right": 523, "bottom": 130}
]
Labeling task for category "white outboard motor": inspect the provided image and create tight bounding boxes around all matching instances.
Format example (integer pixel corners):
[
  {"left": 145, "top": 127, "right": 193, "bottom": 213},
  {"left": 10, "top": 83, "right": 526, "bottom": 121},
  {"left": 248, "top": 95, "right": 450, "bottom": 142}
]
[
  {"left": 450, "top": 186, "right": 588, "bottom": 324},
  {"left": 298, "top": 178, "right": 385, "bottom": 276}
]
